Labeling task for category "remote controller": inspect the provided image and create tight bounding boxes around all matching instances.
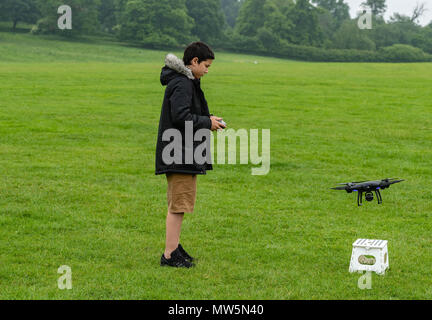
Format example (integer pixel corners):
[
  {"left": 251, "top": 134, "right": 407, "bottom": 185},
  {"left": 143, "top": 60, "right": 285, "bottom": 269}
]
[{"left": 217, "top": 119, "right": 227, "bottom": 127}]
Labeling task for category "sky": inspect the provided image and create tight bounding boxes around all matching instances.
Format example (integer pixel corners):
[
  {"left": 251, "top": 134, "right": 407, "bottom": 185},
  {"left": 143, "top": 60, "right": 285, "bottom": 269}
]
[{"left": 344, "top": 0, "right": 432, "bottom": 26}]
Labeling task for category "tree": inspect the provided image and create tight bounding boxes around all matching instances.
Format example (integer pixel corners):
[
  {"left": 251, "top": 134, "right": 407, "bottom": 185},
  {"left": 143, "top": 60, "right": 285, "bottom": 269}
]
[
  {"left": 235, "top": 0, "right": 267, "bottom": 37},
  {"left": 234, "top": 0, "right": 322, "bottom": 47},
  {"left": 116, "top": 0, "right": 194, "bottom": 48},
  {"left": 0, "top": 0, "right": 39, "bottom": 31},
  {"left": 221, "top": 0, "right": 245, "bottom": 29},
  {"left": 389, "top": 3, "right": 427, "bottom": 25},
  {"left": 255, "top": 0, "right": 292, "bottom": 50},
  {"left": 312, "top": 0, "right": 350, "bottom": 46},
  {"left": 368, "top": 23, "right": 400, "bottom": 48},
  {"left": 262, "top": 0, "right": 294, "bottom": 43},
  {"left": 332, "top": 20, "right": 376, "bottom": 50},
  {"left": 312, "top": 0, "right": 350, "bottom": 25},
  {"left": 186, "top": 0, "right": 225, "bottom": 43},
  {"left": 361, "top": 0, "right": 387, "bottom": 17},
  {"left": 315, "top": 8, "right": 336, "bottom": 47},
  {"left": 98, "top": 0, "right": 117, "bottom": 33},
  {"left": 288, "top": 0, "right": 323, "bottom": 46},
  {"left": 412, "top": 25, "right": 432, "bottom": 54},
  {"left": 390, "top": 13, "right": 413, "bottom": 24},
  {"left": 410, "top": 2, "right": 427, "bottom": 24},
  {"left": 370, "top": 13, "right": 424, "bottom": 50},
  {"left": 233, "top": 0, "right": 295, "bottom": 46}
]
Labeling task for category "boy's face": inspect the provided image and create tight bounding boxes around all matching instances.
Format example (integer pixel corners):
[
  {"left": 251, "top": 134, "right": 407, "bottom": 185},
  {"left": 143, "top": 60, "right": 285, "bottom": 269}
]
[{"left": 188, "top": 57, "right": 213, "bottom": 79}]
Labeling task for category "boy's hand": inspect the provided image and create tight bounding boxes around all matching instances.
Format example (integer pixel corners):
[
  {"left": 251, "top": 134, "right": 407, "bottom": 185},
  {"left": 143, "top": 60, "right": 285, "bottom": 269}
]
[{"left": 210, "top": 116, "right": 227, "bottom": 131}]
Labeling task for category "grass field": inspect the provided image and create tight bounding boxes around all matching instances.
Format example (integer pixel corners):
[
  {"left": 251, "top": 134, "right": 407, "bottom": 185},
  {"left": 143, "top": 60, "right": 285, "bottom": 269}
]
[{"left": 1, "top": 31, "right": 432, "bottom": 300}]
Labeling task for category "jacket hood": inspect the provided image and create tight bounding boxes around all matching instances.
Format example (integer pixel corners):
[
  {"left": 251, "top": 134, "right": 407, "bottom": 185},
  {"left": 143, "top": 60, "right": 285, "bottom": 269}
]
[{"left": 160, "top": 53, "right": 195, "bottom": 86}]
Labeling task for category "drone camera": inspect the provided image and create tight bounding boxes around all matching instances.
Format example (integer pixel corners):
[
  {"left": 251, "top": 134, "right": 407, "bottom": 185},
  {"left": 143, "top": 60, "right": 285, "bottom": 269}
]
[{"left": 365, "top": 192, "right": 374, "bottom": 202}]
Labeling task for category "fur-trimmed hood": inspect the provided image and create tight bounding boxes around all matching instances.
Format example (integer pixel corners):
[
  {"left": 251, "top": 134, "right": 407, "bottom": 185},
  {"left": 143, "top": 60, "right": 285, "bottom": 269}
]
[{"left": 160, "top": 53, "right": 195, "bottom": 86}]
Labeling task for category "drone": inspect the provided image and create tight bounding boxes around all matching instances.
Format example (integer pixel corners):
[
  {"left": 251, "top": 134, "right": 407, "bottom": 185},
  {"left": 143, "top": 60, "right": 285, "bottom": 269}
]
[{"left": 331, "top": 178, "right": 404, "bottom": 206}]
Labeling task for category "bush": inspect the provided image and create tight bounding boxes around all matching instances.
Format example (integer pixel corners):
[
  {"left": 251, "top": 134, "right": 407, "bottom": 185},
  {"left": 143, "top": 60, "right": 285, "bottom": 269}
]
[
  {"left": 277, "top": 40, "right": 380, "bottom": 62},
  {"left": 221, "top": 31, "right": 431, "bottom": 63},
  {"left": 222, "top": 32, "right": 264, "bottom": 53},
  {"left": 257, "top": 27, "right": 280, "bottom": 52},
  {"left": 379, "top": 44, "right": 432, "bottom": 62},
  {"left": 140, "top": 33, "right": 180, "bottom": 49},
  {"left": 31, "top": 17, "right": 57, "bottom": 35}
]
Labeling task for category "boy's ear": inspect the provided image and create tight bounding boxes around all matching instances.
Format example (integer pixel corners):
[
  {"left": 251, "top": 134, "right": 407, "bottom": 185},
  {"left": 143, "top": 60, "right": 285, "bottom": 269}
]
[{"left": 190, "top": 57, "right": 199, "bottom": 66}]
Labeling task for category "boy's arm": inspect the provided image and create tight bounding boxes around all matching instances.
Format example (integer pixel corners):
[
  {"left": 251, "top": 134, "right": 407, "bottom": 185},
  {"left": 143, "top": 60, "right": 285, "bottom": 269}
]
[{"left": 169, "top": 79, "right": 212, "bottom": 130}]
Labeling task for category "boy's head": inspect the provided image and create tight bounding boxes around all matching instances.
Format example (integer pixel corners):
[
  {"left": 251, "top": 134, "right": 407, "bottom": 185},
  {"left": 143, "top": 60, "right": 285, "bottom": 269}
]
[{"left": 183, "top": 41, "right": 215, "bottom": 80}]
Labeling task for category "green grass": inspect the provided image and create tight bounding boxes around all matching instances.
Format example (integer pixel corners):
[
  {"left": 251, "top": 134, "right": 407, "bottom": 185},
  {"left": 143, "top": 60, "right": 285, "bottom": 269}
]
[{"left": 1, "top": 32, "right": 432, "bottom": 299}]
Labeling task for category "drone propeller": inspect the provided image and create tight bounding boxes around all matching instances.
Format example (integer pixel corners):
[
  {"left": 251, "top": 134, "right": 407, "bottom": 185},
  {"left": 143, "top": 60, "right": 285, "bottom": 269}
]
[
  {"left": 388, "top": 179, "right": 404, "bottom": 184},
  {"left": 331, "top": 186, "right": 349, "bottom": 190},
  {"left": 337, "top": 180, "right": 367, "bottom": 185}
]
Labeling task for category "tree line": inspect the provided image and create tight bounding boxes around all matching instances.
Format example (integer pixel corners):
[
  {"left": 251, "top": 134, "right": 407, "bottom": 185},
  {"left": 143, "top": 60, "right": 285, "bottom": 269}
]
[{"left": 1, "top": 0, "right": 431, "bottom": 62}]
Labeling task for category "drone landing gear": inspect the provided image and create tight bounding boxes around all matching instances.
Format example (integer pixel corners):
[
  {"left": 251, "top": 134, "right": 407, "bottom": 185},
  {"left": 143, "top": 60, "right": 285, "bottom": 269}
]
[
  {"left": 375, "top": 189, "right": 382, "bottom": 204},
  {"left": 357, "top": 191, "right": 363, "bottom": 206},
  {"left": 357, "top": 190, "right": 383, "bottom": 206}
]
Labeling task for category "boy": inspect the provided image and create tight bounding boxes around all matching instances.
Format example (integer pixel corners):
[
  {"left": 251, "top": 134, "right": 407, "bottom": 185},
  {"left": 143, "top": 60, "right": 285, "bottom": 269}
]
[{"left": 155, "top": 42, "right": 226, "bottom": 268}]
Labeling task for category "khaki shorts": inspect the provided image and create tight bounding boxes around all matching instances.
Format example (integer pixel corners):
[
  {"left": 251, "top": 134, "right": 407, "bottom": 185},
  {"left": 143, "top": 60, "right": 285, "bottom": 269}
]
[{"left": 166, "top": 173, "right": 197, "bottom": 213}]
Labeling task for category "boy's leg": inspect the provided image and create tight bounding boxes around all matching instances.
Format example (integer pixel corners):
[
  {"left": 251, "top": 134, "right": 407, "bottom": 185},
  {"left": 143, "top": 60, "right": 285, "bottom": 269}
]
[{"left": 164, "top": 211, "right": 184, "bottom": 259}]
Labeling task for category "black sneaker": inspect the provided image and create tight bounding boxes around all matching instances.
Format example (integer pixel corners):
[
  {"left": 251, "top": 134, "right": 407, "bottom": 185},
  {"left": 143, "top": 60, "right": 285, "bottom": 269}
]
[
  {"left": 177, "top": 244, "right": 195, "bottom": 262},
  {"left": 160, "top": 247, "right": 194, "bottom": 268}
]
